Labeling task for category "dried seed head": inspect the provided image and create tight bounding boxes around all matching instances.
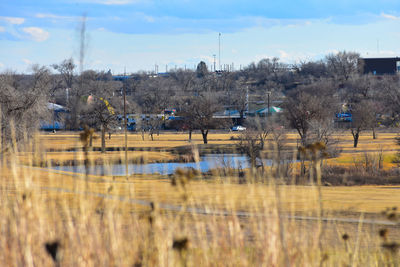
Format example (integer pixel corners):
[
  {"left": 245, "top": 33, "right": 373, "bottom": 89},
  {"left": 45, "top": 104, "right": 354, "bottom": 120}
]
[
  {"left": 148, "top": 215, "right": 154, "bottom": 226},
  {"left": 175, "top": 168, "right": 185, "bottom": 177},
  {"left": 150, "top": 202, "right": 157, "bottom": 211},
  {"left": 44, "top": 240, "right": 61, "bottom": 263},
  {"left": 322, "top": 151, "right": 330, "bottom": 158},
  {"left": 379, "top": 229, "right": 388, "bottom": 239},
  {"left": 387, "top": 212, "right": 396, "bottom": 221},
  {"left": 381, "top": 242, "right": 400, "bottom": 253},
  {"left": 342, "top": 233, "right": 349, "bottom": 241},
  {"left": 172, "top": 237, "right": 189, "bottom": 251},
  {"left": 95, "top": 208, "right": 104, "bottom": 217},
  {"left": 305, "top": 143, "right": 314, "bottom": 151},
  {"left": 314, "top": 141, "right": 326, "bottom": 151}
]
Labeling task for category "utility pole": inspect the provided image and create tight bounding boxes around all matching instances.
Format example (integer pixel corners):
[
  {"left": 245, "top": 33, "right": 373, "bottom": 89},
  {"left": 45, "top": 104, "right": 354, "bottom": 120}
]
[
  {"left": 219, "top": 33, "right": 221, "bottom": 71},
  {"left": 213, "top": 54, "right": 216, "bottom": 72},
  {"left": 246, "top": 85, "right": 249, "bottom": 114}
]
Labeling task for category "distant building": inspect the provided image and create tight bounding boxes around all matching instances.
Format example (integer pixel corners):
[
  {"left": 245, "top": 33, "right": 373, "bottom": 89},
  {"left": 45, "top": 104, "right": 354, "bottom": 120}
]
[
  {"left": 113, "top": 75, "right": 130, "bottom": 81},
  {"left": 362, "top": 57, "right": 400, "bottom": 75},
  {"left": 40, "top": 103, "right": 69, "bottom": 131}
]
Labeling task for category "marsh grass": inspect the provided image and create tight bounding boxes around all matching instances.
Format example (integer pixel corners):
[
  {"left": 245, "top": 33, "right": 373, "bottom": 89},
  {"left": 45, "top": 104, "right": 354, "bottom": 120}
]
[{"left": 0, "top": 130, "right": 399, "bottom": 266}]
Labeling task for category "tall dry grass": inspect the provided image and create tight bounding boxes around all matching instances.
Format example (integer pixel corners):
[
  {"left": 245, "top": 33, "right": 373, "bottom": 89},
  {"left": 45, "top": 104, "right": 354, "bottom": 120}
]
[{"left": 0, "top": 130, "right": 399, "bottom": 266}]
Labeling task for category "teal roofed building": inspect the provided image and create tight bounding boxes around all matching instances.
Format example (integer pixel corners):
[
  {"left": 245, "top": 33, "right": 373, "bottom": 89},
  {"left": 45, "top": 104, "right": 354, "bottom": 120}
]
[{"left": 248, "top": 106, "right": 282, "bottom": 117}]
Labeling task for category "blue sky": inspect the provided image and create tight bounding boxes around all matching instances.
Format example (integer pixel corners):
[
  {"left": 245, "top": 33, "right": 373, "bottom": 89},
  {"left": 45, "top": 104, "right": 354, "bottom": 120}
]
[{"left": 1, "top": 0, "right": 400, "bottom": 74}]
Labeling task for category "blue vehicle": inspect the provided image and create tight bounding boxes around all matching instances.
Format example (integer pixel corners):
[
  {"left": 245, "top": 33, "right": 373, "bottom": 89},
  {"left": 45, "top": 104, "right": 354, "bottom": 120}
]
[
  {"left": 336, "top": 112, "right": 352, "bottom": 122},
  {"left": 117, "top": 115, "right": 137, "bottom": 131}
]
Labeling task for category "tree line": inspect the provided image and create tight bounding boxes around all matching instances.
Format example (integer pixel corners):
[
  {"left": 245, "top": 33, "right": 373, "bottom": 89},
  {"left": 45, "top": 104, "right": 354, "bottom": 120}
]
[{"left": 1, "top": 51, "right": 400, "bottom": 152}]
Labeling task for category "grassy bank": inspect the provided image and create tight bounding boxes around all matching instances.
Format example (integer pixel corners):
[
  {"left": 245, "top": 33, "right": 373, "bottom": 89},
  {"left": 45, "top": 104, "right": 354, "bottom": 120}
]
[{"left": 0, "top": 130, "right": 399, "bottom": 265}]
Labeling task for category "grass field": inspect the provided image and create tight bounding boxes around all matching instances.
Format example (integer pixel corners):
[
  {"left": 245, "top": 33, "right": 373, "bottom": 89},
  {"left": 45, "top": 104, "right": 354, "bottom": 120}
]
[
  {"left": 28, "top": 130, "right": 400, "bottom": 171},
  {"left": 1, "top": 130, "right": 399, "bottom": 266}
]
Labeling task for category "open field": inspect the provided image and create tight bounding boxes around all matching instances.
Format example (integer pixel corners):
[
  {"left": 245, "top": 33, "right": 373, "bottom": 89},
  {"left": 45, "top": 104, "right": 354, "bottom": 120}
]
[
  {"left": 1, "top": 130, "right": 399, "bottom": 265},
  {"left": 37, "top": 130, "right": 399, "bottom": 152},
  {"left": 11, "top": 130, "right": 400, "bottom": 214},
  {"left": 29, "top": 130, "right": 400, "bottom": 168}
]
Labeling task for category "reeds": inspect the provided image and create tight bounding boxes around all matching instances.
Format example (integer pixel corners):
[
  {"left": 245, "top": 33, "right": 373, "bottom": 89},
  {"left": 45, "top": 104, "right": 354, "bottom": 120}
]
[{"left": 0, "top": 130, "right": 398, "bottom": 266}]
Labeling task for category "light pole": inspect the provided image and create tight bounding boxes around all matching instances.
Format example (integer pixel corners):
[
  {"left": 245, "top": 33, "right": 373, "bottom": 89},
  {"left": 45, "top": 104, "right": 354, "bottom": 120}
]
[
  {"left": 219, "top": 33, "right": 221, "bottom": 71},
  {"left": 213, "top": 54, "right": 216, "bottom": 72}
]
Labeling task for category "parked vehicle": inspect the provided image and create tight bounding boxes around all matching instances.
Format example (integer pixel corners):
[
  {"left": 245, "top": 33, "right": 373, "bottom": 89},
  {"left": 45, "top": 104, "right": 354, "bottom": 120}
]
[{"left": 231, "top": 125, "right": 246, "bottom": 131}]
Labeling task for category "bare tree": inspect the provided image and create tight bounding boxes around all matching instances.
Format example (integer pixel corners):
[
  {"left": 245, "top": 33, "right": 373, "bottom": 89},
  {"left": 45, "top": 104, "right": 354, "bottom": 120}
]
[
  {"left": 168, "top": 69, "right": 196, "bottom": 93},
  {"left": 283, "top": 80, "right": 337, "bottom": 146},
  {"left": 196, "top": 61, "right": 208, "bottom": 78},
  {"left": 179, "top": 99, "right": 197, "bottom": 142},
  {"left": 325, "top": 51, "right": 363, "bottom": 82},
  {"left": 379, "top": 75, "right": 400, "bottom": 125},
  {"left": 188, "top": 91, "right": 220, "bottom": 144},
  {"left": 237, "top": 130, "right": 269, "bottom": 168},
  {"left": 52, "top": 58, "right": 75, "bottom": 91},
  {"left": 350, "top": 100, "right": 376, "bottom": 148},
  {"left": 342, "top": 74, "right": 384, "bottom": 139},
  {"left": 296, "top": 60, "right": 328, "bottom": 79},
  {"left": 0, "top": 66, "right": 51, "bottom": 150},
  {"left": 81, "top": 71, "right": 122, "bottom": 152}
]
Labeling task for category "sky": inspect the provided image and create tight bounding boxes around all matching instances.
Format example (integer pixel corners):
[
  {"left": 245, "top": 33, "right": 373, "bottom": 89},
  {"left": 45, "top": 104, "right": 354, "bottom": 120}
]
[{"left": 1, "top": 0, "right": 400, "bottom": 74}]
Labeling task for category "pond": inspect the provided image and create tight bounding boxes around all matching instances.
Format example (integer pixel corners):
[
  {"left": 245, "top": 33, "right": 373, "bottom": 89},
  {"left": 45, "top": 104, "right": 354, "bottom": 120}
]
[{"left": 51, "top": 154, "right": 277, "bottom": 176}]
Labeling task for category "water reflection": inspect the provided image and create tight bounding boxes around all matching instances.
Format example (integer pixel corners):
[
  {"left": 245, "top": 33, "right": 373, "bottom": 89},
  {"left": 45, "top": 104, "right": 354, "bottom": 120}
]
[{"left": 52, "top": 154, "right": 271, "bottom": 176}]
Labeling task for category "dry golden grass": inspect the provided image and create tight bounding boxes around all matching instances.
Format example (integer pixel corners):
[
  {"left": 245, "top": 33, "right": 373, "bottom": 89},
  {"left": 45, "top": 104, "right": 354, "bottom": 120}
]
[
  {"left": 11, "top": 130, "right": 400, "bottom": 214},
  {"left": 39, "top": 131, "right": 242, "bottom": 150},
  {"left": 5, "top": 163, "right": 399, "bottom": 215},
  {"left": 36, "top": 130, "right": 400, "bottom": 166},
  {"left": 2, "top": 160, "right": 399, "bottom": 266},
  {"left": 1, "top": 130, "right": 399, "bottom": 266},
  {"left": 17, "top": 150, "right": 177, "bottom": 166},
  {"left": 16, "top": 130, "right": 400, "bottom": 214}
]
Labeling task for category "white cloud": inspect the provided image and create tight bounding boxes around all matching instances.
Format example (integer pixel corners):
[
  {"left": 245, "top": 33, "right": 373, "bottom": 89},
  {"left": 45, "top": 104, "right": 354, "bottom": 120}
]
[
  {"left": 254, "top": 54, "right": 273, "bottom": 62},
  {"left": 279, "top": 50, "right": 290, "bottom": 60},
  {"left": 22, "top": 58, "right": 32, "bottom": 65},
  {"left": 276, "top": 50, "right": 318, "bottom": 63},
  {"left": 381, "top": 13, "right": 400, "bottom": 20},
  {"left": 0, "top": 26, "right": 5, "bottom": 32},
  {"left": 0, "top": 62, "right": 4, "bottom": 68},
  {"left": 196, "top": 55, "right": 214, "bottom": 65},
  {"left": 35, "top": 13, "right": 75, "bottom": 20},
  {"left": 22, "top": 27, "right": 50, "bottom": 42},
  {"left": 0, "top": 16, "right": 25, "bottom": 25}
]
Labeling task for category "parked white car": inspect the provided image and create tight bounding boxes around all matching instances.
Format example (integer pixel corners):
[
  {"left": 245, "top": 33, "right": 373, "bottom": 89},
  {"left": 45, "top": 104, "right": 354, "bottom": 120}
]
[{"left": 231, "top": 125, "right": 246, "bottom": 131}]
